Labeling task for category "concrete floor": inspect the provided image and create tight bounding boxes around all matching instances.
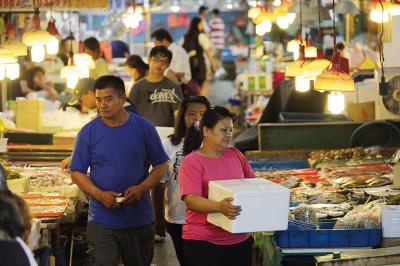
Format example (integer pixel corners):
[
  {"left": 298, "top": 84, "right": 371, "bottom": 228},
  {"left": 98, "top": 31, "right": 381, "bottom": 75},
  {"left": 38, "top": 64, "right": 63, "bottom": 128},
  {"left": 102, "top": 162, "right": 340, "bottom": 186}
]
[{"left": 152, "top": 234, "right": 180, "bottom": 266}]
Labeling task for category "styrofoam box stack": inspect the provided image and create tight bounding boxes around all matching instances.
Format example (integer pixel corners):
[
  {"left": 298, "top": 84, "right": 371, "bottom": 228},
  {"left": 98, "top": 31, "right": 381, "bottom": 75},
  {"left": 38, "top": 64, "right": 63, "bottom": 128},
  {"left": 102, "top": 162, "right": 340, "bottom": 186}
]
[
  {"left": 207, "top": 178, "right": 290, "bottom": 233},
  {"left": 16, "top": 99, "right": 43, "bottom": 132},
  {"left": 383, "top": 15, "right": 400, "bottom": 68}
]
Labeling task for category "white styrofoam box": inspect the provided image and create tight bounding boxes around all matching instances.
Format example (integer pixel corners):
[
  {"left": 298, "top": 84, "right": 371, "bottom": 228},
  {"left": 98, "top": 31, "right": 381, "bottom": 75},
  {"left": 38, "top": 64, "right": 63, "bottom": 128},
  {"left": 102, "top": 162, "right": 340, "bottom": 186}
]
[
  {"left": 383, "top": 43, "right": 400, "bottom": 68},
  {"left": 382, "top": 205, "right": 400, "bottom": 238},
  {"left": 392, "top": 15, "right": 400, "bottom": 43},
  {"left": 207, "top": 178, "right": 290, "bottom": 233}
]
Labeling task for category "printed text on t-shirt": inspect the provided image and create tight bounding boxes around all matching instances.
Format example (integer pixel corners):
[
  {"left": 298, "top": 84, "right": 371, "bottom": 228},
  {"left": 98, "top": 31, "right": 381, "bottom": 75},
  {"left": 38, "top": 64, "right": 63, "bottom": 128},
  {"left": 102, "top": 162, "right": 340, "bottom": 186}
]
[{"left": 149, "top": 88, "right": 182, "bottom": 104}]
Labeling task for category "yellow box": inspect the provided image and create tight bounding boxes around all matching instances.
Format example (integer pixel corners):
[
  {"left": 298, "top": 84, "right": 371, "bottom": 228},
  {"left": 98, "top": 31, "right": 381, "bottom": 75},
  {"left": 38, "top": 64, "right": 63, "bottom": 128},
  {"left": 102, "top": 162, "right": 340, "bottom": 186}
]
[{"left": 16, "top": 100, "right": 43, "bottom": 132}]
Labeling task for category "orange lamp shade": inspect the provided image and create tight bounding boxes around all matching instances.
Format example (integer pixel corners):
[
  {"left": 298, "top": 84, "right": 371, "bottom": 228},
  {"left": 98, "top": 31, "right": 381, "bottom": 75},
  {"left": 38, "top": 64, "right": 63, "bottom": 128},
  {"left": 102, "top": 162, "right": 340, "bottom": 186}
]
[{"left": 314, "top": 69, "right": 355, "bottom": 92}]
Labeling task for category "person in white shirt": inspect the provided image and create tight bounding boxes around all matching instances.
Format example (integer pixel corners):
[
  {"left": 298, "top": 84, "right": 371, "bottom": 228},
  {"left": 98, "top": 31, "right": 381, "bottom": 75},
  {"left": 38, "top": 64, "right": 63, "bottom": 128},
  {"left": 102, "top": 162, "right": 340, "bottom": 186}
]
[
  {"left": 151, "top": 29, "right": 191, "bottom": 85},
  {"left": 209, "top": 8, "right": 225, "bottom": 67},
  {"left": 198, "top": 5, "right": 210, "bottom": 35},
  {"left": 160, "top": 96, "right": 210, "bottom": 266}
]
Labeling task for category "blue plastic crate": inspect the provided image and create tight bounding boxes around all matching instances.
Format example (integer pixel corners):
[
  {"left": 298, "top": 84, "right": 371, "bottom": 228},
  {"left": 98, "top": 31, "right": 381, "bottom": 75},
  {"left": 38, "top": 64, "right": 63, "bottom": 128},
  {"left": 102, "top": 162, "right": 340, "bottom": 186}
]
[
  {"left": 249, "top": 161, "right": 309, "bottom": 172},
  {"left": 275, "top": 222, "right": 381, "bottom": 248}
]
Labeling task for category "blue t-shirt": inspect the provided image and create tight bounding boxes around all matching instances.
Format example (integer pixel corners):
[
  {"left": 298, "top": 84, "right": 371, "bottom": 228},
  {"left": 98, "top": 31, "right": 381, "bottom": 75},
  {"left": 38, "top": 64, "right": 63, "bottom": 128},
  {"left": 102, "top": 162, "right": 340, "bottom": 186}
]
[{"left": 70, "top": 113, "right": 169, "bottom": 229}]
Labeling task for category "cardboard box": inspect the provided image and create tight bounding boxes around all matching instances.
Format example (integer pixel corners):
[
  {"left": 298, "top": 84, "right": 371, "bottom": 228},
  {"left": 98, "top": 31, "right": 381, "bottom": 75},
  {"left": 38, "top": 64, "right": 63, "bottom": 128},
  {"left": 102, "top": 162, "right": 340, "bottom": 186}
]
[
  {"left": 207, "top": 178, "right": 290, "bottom": 233},
  {"left": 16, "top": 99, "right": 43, "bottom": 132},
  {"left": 347, "top": 101, "right": 375, "bottom": 122}
]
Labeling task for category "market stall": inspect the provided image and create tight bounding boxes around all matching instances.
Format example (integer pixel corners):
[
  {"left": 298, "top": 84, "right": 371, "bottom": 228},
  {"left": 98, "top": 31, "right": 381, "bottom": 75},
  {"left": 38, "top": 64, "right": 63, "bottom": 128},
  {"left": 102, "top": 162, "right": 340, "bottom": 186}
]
[{"left": 247, "top": 134, "right": 400, "bottom": 265}]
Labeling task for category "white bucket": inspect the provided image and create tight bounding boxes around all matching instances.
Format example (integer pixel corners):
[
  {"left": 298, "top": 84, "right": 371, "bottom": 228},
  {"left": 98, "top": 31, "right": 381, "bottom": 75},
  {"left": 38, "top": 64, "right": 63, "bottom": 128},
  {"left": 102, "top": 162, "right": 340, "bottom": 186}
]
[{"left": 0, "top": 138, "right": 8, "bottom": 152}]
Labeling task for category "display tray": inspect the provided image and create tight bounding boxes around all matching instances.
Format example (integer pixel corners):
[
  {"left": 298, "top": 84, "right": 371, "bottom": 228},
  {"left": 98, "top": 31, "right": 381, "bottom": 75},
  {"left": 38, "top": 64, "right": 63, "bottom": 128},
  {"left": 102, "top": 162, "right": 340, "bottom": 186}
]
[
  {"left": 22, "top": 195, "right": 67, "bottom": 206},
  {"left": 275, "top": 221, "right": 381, "bottom": 248}
]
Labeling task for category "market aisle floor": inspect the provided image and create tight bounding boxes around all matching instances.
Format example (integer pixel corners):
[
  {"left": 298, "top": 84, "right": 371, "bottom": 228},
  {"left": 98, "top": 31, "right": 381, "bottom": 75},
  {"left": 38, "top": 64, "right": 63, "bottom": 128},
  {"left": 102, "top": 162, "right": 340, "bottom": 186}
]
[{"left": 152, "top": 234, "right": 179, "bottom": 266}]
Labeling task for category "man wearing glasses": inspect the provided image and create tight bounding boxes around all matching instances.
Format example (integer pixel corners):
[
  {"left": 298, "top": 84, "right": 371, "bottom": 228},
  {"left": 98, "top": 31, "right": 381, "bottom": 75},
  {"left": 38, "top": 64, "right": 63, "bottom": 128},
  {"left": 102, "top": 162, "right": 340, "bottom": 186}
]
[{"left": 129, "top": 46, "right": 183, "bottom": 128}]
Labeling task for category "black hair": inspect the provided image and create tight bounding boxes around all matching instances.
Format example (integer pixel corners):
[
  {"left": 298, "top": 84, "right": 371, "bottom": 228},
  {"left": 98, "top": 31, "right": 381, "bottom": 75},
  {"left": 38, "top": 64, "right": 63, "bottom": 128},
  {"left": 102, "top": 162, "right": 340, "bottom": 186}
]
[
  {"left": 83, "top": 37, "right": 101, "bottom": 53},
  {"left": 199, "top": 5, "right": 208, "bottom": 14},
  {"left": 182, "top": 16, "right": 203, "bottom": 55},
  {"left": 151, "top": 29, "right": 173, "bottom": 43},
  {"left": 212, "top": 8, "right": 220, "bottom": 15},
  {"left": 125, "top": 55, "right": 149, "bottom": 80},
  {"left": 0, "top": 194, "right": 24, "bottom": 238},
  {"left": 149, "top": 46, "right": 173, "bottom": 64},
  {"left": 94, "top": 75, "right": 126, "bottom": 96},
  {"left": 183, "top": 106, "right": 233, "bottom": 155},
  {"left": 187, "top": 17, "right": 202, "bottom": 38},
  {"left": 336, "top": 42, "right": 345, "bottom": 51},
  {"left": 170, "top": 96, "right": 210, "bottom": 146},
  {"left": 27, "top": 66, "right": 45, "bottom": 89}
]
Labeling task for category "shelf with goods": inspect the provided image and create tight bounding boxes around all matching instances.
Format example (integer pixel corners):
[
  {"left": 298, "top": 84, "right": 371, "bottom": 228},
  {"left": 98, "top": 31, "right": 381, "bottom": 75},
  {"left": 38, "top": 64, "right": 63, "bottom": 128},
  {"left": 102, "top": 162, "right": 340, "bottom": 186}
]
[{"left": 2, "top": 146, "right": 85, "bottom": 265}]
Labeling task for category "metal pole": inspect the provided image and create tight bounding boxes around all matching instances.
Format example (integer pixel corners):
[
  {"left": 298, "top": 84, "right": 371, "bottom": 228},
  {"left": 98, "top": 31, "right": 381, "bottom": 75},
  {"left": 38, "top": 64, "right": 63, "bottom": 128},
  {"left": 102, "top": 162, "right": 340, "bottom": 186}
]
[
  {"left": 144, "top": 0, "right": 151, "bottom": 56},
  {"left": 1, "top": 79, "right": 7, "bottom": 112}
]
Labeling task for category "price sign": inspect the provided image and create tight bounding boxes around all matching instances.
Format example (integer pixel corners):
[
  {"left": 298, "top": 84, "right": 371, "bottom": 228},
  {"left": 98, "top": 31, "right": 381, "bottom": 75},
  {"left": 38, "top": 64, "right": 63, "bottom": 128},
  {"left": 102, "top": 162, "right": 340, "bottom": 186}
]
[{"left": 0, "top": 0, "right": 108, "bottom": 11}]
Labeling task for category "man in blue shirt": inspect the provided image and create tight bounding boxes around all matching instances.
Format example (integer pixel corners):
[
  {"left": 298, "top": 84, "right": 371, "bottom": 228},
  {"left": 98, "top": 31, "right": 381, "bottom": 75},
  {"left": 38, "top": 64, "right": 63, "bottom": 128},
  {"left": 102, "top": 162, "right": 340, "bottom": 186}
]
[{"left": 70, "top": 75, "right": 169, "bottom": 266}]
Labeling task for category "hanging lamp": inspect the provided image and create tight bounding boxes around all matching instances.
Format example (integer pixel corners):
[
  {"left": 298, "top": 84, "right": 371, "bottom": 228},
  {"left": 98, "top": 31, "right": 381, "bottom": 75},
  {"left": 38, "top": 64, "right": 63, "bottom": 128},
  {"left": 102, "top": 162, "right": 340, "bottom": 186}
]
[
  {"left": 22, "top": 9, "right": 53, "bottom": 62},
  {"left": 286, "top": 0, "right": 311, "bottom": 80},
  {"left": 3, "top": 23, "right": 27, "bottom": 57},
  {"left": 314, "top": 0, "right": 355, "bottom": 114},
  {"left": 302, "top": 0, "right": 331, "bottom": 78},
  {"left": 46, "top": 2, "right": 60, "bottom": 55},
  {"left": 314, "top": 0, "right": 354, "bottom": 92},
  {"left": 248, "top": 0, "right": 262, "bottom": 19},
  {"left": 72, "top": 14, "right": 94, "bottom": 72},
  {"left": 60, "top": 10, "right": 89, "bottom": 89}
]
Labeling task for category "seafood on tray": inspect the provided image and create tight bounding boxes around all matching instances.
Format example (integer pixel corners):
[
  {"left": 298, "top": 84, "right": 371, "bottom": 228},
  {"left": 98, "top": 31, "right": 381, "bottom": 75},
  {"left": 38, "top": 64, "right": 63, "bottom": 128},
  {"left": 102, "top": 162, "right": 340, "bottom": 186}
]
[
  {"left": 308, "top": 147, "right": 383, "bottom": 167},
  {"left": 293, "top": 202, "right": 352, "bottom": 219},
  {"left": 29, "top": 173, "right": 72, "bottom": 188},
  {"left": 334, "top": 201, "right": 382, "bottom": 229},
  {"left": 290, "top": 185, "right": 348, "bottom": 204},
  {"left": 255, "top": 168, "right": 330, "bottom": 187},
  {"left": 320, "top": 164, "right": 392, "bottom": 179},
  {"left": 333, "top": 175, "right": 392, "bottom": 188}
]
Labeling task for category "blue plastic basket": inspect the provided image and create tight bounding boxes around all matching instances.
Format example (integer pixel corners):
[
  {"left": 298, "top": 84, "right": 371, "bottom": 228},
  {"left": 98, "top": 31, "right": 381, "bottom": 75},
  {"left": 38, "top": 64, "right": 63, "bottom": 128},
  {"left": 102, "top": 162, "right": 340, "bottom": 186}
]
[
  {"left": 249, "top": 161, "right": 309, "bottom": 172},
  {"left": 275, "top": 222, "right": 381, "bottom": 248}
]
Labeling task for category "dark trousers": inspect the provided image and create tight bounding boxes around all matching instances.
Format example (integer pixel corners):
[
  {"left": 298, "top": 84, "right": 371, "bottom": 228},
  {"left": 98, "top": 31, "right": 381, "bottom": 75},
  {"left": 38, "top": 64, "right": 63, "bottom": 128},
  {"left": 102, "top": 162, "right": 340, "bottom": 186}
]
[
  {"left": 183, "top": 237, "right": 253, "bottom": 266},
  {"left": 166, "top": 222, "right": 186, "bottom": 266},
  {"left": 86, "top": 222, "right": 155, "bottom": 266},
  {"left": 152, "top": 183, "right": 166, "bottom": 237}
]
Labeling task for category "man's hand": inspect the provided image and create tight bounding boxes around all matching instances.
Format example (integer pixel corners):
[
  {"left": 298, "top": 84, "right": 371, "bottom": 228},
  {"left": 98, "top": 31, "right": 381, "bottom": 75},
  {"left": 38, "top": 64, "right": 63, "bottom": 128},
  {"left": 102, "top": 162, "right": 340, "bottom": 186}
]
[
  {"left": 96, "top": 191, "right": 121, "bottom": 209},
  {"left": 61, "top": 156, "right": 72, "bottom": 170},
  {"left": 218, "top": 197, "right": 241, "bottom": 220},
  {"left": 122, "top": 185, "right": 145, "bottom": 205}
]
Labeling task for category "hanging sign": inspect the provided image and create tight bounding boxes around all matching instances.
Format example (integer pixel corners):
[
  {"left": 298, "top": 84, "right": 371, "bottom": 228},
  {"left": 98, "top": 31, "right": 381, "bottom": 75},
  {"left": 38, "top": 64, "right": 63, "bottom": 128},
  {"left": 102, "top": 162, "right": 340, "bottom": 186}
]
[{"left": 0, "top": 0, "right": 108, "bottom": 11}]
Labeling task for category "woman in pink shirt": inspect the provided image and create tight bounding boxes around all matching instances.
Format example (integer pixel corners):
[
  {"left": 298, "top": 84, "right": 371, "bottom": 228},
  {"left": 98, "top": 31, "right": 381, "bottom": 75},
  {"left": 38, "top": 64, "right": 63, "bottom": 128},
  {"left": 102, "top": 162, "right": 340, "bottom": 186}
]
[{"left": 178, "top": 106, "right": 255, "bottom": 266}]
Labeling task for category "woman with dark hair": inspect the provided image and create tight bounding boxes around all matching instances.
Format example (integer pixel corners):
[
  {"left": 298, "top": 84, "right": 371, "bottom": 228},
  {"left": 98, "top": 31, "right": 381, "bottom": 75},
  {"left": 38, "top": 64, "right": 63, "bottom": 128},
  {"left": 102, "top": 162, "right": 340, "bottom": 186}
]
[
  {"left": 160, "top": 96, "right": 210, "bottom": 266},
  {"left": 125, "top": 55, "right": 149, "bottom": 82},
  {"left": 178, "top": 106, "right": 255, "bottom": 266},
  {"left": 183, "top": 17, "right": 217, "bottom": 97},
  {"left": 22, "top": 66, "right": 58, "bottom": 100}
]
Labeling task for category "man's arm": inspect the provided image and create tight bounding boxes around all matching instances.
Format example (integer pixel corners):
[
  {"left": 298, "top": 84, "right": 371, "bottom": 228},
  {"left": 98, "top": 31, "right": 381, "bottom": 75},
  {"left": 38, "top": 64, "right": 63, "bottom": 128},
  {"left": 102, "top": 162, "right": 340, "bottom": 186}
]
[
  {"left": 123, "top": 161, "right": 169, "bottom": 204},
  {"left": 71, "top": 171, "right": 120, "bottom": 209}
]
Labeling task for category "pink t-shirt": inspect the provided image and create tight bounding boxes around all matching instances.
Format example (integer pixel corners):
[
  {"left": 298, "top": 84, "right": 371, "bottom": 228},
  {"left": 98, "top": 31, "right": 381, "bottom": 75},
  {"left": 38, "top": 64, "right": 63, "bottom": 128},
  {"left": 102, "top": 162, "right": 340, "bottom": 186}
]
[{"left": 178, "top": 148, "right": 256, "bottom": 245}]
